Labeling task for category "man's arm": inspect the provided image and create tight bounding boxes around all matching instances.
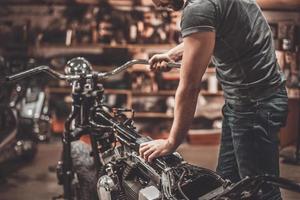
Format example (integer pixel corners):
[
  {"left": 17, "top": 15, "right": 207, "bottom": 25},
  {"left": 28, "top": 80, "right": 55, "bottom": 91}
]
[
  {"left": 139, "top": 31, "right": 215, "bottom": 162},
  {"left": 168, "top": 32, "right": 215, "bottom": 148}
]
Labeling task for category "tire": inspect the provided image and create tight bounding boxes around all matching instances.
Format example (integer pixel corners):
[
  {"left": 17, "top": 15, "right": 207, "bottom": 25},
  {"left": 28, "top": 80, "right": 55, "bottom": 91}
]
[
  {"left": 20, "top": 140, "right": 38, "bottom": 161},
  {"left": 71, "top": 140, "right": 98, "bottom": 200}
]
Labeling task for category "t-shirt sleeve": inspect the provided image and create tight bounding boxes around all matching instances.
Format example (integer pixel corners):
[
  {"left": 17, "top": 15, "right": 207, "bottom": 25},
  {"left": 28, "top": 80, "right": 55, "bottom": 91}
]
[{"left": 181, "top": 0, "right": 217, "bottom": 38}]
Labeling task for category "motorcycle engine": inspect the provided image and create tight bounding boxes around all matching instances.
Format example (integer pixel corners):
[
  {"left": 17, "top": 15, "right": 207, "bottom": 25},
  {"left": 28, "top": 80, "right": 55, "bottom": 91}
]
[{"left": 97, "top": 145, "right": 226, "bottom": 200}]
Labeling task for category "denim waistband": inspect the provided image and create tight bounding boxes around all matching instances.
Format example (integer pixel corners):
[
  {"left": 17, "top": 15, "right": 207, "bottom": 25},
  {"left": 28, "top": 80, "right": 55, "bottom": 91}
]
[{"left": 224, "top": 81, "right": 286, "bottom": 106}]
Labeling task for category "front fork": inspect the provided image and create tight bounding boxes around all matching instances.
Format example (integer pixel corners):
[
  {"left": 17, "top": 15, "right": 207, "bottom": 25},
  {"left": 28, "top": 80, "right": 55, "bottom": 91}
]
[
  {"left": 55, "top": 97, "right": 79, "bottom": 200},
  {"left": 55, "top": 114, "right": 76, "bottom": 200},
  {"left": 61, "top": 129, "right": 73, "bottom": 200},
  {"left": 56, "top": 105, "right": 105, "bottom": 199}
]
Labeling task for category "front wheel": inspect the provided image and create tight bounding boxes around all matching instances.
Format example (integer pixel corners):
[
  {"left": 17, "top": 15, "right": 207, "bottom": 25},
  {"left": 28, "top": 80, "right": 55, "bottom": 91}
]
[
  {"left": 19, "top": 140, "right": 38, "bottom": 161},
  {"left": 71, "top": 141, "right": 98, "bottom": 200}
]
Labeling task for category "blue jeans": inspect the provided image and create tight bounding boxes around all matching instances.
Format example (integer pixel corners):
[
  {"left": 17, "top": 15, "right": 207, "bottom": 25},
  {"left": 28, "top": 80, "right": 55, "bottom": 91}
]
[{"left": 216, "top": 85, "right": 288, "bottom": 200}]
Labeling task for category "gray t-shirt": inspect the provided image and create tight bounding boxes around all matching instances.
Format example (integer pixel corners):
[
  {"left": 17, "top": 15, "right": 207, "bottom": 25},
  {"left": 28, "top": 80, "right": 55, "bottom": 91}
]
[{"left": 181, "top": 0, "right": 284, "bottom": 104}]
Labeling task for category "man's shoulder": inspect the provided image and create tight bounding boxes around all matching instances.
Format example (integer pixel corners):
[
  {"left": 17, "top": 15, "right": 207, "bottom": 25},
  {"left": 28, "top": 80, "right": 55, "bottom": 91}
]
[
  {"left": 182, "top": 0, "right": 218, "bottom": 17},
  {"left": 184, "top": 0, "right": 218, "bottom": 9},
  {"left": 181, "top": 0, "right": 218, "bottom": 37}
]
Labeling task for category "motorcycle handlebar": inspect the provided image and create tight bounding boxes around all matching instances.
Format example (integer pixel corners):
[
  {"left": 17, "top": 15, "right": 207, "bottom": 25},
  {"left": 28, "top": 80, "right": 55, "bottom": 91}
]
[
  {"left": 6, "top": 59, "right": 181, "bottom": 82},
  {"left": 6, "top": 65, "right": 69, "bottom": 82}
]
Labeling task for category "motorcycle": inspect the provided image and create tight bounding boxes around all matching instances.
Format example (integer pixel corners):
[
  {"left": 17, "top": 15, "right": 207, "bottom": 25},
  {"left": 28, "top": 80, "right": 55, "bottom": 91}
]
[
  {"left": 19, "top": 78, "right": 51, "bottom": 142},
  {"left": 0, "top": 56, "right": 51, "bottom": 166},
  {"left": 0, "top": 57, "right": 35, "bottom": 165},
  {"left": 6, "top": 57, "right": 300, "bottom": 200}
]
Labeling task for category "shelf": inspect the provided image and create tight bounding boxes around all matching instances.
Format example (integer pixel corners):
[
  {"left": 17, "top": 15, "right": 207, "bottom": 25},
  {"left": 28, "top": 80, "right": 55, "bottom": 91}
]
[
  {"left": 47, "top": 87, "right": 70, "bottom": 94},
  {"left": 47, "top": 87, "right": 131, "bottom": 95},
  {"left": 105, "top": 89, "right": 131, "bottom": 95},
  {"left": 133, "top": 90, "right": 176, "bottom": 96},
  {"left": 161, "top": 72, "right": 180, "bottom": 80},
  {"left": 29, "top": 45, "right": 105, "bottom": 58},
  {"left": 128, "top": 64, "right": 153, "bottom": 73},
  {"left": 132, "top": 90, "right": 223, "bottom": 97},
  {"left": 188, "top": 129, "right": 221, "bottom": 145},
  {"left": 29, "top": 44, "right": 175, "bottom": 58},
  {"left": 134, "top": 112, "right": 173, "bottom": 119}
]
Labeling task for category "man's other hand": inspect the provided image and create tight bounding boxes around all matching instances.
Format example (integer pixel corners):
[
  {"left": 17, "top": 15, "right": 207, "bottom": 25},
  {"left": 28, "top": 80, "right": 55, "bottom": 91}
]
[{"left": 139, "top": 139, "right": 176, "bottom": 162}]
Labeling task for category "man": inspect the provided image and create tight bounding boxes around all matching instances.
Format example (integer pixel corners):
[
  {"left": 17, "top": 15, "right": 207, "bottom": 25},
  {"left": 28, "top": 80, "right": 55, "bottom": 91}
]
[{"left": 139, "top": 0, "right": 288, "bottom": 199}]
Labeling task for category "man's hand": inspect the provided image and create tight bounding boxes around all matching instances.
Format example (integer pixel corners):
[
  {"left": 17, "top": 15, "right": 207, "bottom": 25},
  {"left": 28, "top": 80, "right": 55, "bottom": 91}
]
[
  {"left": 149, "top": 53, "right": 174, "bottom": 72},
  {"left": 139, "top": 139, "right": 176, "bottom": 162},
  {"left": 148, "top": 42, "right": 184, "bottom": 72}
]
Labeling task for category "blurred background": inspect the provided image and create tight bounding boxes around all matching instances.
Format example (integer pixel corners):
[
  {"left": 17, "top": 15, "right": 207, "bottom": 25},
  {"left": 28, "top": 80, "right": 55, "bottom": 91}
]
[{"left": 0, "top": 0, "right": 299, "bottom": 199}]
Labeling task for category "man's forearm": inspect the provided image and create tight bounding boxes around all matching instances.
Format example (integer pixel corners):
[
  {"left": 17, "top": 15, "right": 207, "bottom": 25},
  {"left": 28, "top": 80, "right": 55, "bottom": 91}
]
[
  {"left": 167, "top": 43, "right": 184, "bottom": 61},
  {"left": 168, "top": 84, "right": 200, "bottom": 148}
]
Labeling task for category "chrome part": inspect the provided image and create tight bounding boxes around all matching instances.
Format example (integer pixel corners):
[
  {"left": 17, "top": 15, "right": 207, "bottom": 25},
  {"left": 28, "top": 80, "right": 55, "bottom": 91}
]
[
  {"left": 20, "top": 91, "right": 45, "bottom": 119},
  {"left": 65, "top": 57, "right": 93, "bottom": 76},
  {"left": 6, "top": 65, "right": 67, "bottom": 82},
  {"left": 138, "top": 186, "right": 161, "bottom": 200},
  {"left": 97, "top": 175, "right": 116, "bottom": 200},
  {"left": 97, "top": 59, "right": 148, "bottom": 79}
]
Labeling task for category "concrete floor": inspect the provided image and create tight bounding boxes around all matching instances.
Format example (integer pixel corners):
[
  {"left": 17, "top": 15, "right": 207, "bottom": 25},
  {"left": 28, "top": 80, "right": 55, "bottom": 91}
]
[{"left": 0, "top": 141, "right": 300, "bottom": 200}]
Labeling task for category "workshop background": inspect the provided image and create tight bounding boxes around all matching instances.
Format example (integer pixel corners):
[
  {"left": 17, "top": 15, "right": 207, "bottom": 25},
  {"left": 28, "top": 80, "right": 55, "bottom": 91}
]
[{"left": 0, "top": 0, "right": 300, "bottom": 199}]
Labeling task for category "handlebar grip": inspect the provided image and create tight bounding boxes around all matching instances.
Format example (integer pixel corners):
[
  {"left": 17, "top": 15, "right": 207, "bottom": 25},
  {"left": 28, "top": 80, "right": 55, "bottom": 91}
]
[
  {"left": 166, "top": 62, "right": 181, "bottom": 69},
  {"left": 130, "top": 59, "right": 180, "bottom": 69},
  {"left": 6, "top": 66, "right": 49, "bottom": 82}
]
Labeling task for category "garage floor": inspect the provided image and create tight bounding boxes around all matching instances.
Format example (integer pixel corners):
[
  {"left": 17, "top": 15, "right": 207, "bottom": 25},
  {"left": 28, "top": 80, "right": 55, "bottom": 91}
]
[{"left": 0, "top": 140, "right": 300, "bottom": 200}]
